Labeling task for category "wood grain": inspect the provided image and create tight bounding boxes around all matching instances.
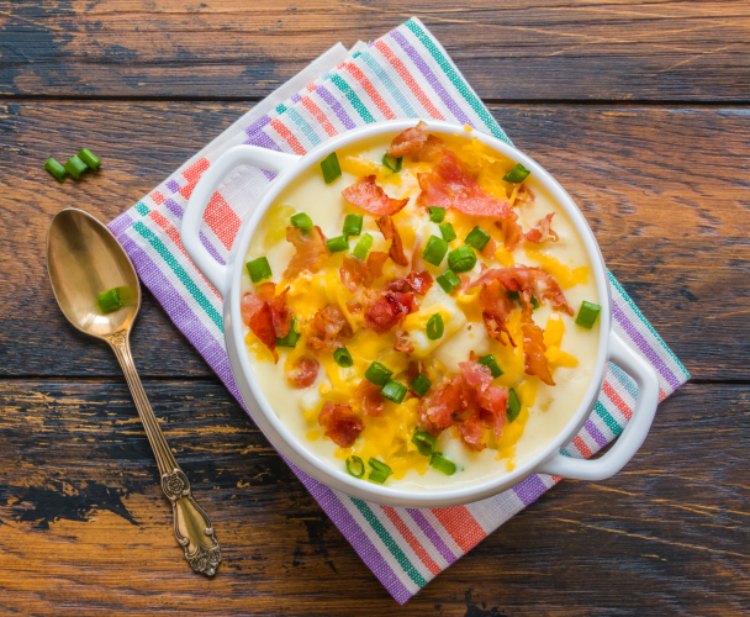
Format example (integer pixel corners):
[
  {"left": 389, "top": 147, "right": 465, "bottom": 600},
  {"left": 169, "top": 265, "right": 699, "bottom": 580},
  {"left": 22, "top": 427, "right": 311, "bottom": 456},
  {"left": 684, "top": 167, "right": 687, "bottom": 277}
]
[
  {"left": 1, "top": 102, "right": 747, "bottom": 379},
  {"left": 0, "top": 379, "right": 747, "bottom": 616},
  {"left": 1, "top": 1, "right": 749, "bottom": 101}
]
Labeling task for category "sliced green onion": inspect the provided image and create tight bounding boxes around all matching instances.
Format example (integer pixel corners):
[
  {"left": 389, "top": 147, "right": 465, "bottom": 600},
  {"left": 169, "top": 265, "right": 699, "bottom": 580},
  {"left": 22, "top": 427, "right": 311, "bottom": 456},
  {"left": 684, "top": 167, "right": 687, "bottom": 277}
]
[
  {"left": 428, "top": 207, "right": 446, "bottom": 223},
  {"left": 465, "top": 226, "right": 491, "bottom": 251},
  {"left": 346, "top": 455, "right": 365, "bottom": 478},
  {"left": 422, "top": 235, "right": 449, "bottom": 266},
  {"left": 97, "top": 287, "right": 129, "bottom": 313},
  {"left": 507, "top": 387, "right": 521, "bottom": 422},
  {"left": 77, "top": 147, "right": 101, "bottom": 171},
  {"left": 430, "top": 452, "right": 457, "bottom": 475},
  {"left": 326, "top": 235, "right": 349, "bottom": 253},
  {"left": 44, "top": 157, "right": 67, "bottom": 182},
  {"left": 352, "top": 233, "right": 373, "bottom": 260},
  {"left": 382, "top": 153, "right": 403, "bottom": 172},
  {"left": 439, "top": 222, "right": 456, "bottom": 242},
  {"left": 368, "top": 458, "right": 393, "bottom": 483},
  {"left": 290, "top": 212, "right": 313, "bottom": 233},
  {"left": 575, "top": 300, "right": 602, "bottom": 329},
  {"left": 411, "top": 429, "right": 437, "bottom": 456},
  {"left": 365, "top": 361, "right": 392, "bottom": 386},
  {"left": 503, "top": 163, "right": 530, "bottom": 183},
  {"left": 410, "top": 373, "right": 432, "bottom": 397},
  {"left": 64, "top": 155, "right": 88, "bottom": 180},
  {"left": 426, "top": 313, "right": 444, "bottom": 340},
  {"left": 531, "top": 295, "right": 540, "bottom": 309},
  {"left": 320, "top": 151, "right": 342, "bottom": 184},
  {"left": 447, "top": 246, "right": 477, "bottom": 273},
  {"left": 246, "top": 256, "right": 272, "bottom": 282},
  {"left": 478, "top": 354, "right": 503, "bottom": 378},
  {"left": 343, "top": 213, "right": 363, "bottom": 237},
  {"left": 436, "top": 270, "right": 461, "bottom": 294},
  {"left": 381, "top": 379, "right": 408, "bottom": 404},
  {"left": 333, "top": 346, "right": 353, "bottom": 368},
  {"left": 507, "top": 290, "right": 520, "bottom": 304},
  {"left": 276, "top": 316, "right": 301, "bottom": 348}
]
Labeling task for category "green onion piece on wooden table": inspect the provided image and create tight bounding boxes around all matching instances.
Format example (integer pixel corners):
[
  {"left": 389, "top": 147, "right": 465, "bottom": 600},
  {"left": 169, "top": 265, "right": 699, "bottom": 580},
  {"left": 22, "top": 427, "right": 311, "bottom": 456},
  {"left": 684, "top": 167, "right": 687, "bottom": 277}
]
[
  {"left": 381, "top": 379, "right": 408, "bottom": 404},
  {"left": 352, "top": 233, "right": 373, "bottom": 260},
  {"left": 276, "top": 316, "right": 301, "bottom": 348},
  {"left": 447, "top": 246, "right": 477, "bottom": 272},
  {"left": 575, "top": 300, "right": 602, "bottom": 329},
  {"left": 320, "top": 151, "right": 342, "bottom": 184},
  {"left": 246, "top": 256, "right": 272, "bottom": 282},
  {"left": 411, "top": 429, "right": 437, "bottom": 456},
  {"left": 436, "top": 270, "right": 461, "bottom": 294},
  {"left": 346, "top": 456, "right": 365, "bottom": 478},
  {"left": 430, "top": 452, "right": 457, "bottom": 475},
  {"left": 326, "top": 235, "right": 349, "bottom": 253},
  {"left": 382, "top": 153, "right": 403, "bottom": 172},
  {"left": 44, "top": 157, "right": 67, "bottom": 182},
  {"left": 428, "top": 207, "right": 446, "bottom": 223},
  {"left": 290, "top": 212, "right": 313, "bottom": 233},
  {"left": 368, "top": 458, "right": 393, "bottom": 483},
  {"left": 426, "top": 313, "right": 444, "bottom": 340},
  {"left": 465, "top": 226, "right": 491, "bottom": 251},
  {"left": 64, "top": 155, "right": 88, "bottom": 180},
  {"left": 342, "top": 213, "right": 363, "bottom": 237},
  {"left": 77, "top": 148, "right": 101, "bottom": 170},
  {"left": 422, "top": 235, "right": 449, "bottom": 266},
  {"left": 503, "top": 163, "right": 530, "bottom": 183},
  {"left": 439, "top": 222, "right": 456, "bottom": 242},
  {"left": 410, "top": 373, "right": 431, "bottom": 397},
  {"left": 478, "top": 353, "right": 503, "bottom": 378},
  {"left": 364, "top": 361, "right": 392, "bottom": 386},
  {"left": 333, "top": 346, "right": 353, "bottom": 368},
  {"left": 507, "top": 387, "right": 521, "bottom": 422}
]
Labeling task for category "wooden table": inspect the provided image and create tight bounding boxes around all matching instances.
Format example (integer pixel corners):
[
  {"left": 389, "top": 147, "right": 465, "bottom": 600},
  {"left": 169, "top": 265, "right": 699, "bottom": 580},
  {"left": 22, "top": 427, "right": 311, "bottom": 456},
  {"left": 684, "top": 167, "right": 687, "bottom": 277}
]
[{"left": 1, "top": 2, "right": 748, "bottom": 615}]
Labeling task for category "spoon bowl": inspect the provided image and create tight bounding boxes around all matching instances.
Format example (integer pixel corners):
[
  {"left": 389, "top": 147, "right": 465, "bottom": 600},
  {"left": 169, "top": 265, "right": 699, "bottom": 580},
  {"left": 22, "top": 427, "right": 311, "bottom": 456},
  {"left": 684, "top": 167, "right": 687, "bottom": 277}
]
[{"left": 47, "top": 208, "right": 140, "bottom": 339}]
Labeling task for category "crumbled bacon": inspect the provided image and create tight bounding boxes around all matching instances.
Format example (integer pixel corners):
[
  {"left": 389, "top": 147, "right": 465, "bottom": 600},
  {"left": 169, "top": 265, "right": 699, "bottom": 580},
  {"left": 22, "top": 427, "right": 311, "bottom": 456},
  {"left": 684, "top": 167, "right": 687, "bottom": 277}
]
[
  {"left": 387, "top": 270, "right": 433, "bottom": 295},
  {"left": 388, "top": 121, "right": 444, "bottom": 161},
  {"left": 286, "top": 357, "right": 320, "bottom": 389},
  {"left": 355, "top": 379, "right": 386, "bottom": 416},
  {"left": 494, "top": 218, "right": 524, "bottom": 250},
  {"left": 376, "top": 215, "right": 408, "bottom": 266},
  {"left": 394, "top": 330, "right": 415, "bottom": 354},
  {"left": 318, "top": 402, "right": 363, "bottom": 447},
  {"left": 417, "top": 151, "right": 516, "bottom": 219},
  {"left": 524, "top": 213, "right": 559, "bottom": 244},
  {"left": 307, "top": 304, "right": 353, "bottom": 351},
  {"left": 241, "top": 291, "right": 278, "bottom": 361},
  {"left": 364, "top": 291, "right": 416, "bottom": 333},
  {"left": 471, "top": 265, "right": 573, "bottom": 315},
  {"left": 284, "top": 225, "right": 328, "bottom": 278},
  {"left": 478, "top": 278, "right": 515, "bottom": 346},
  {"left": 340, "top": 252, "right": 388, "bottom": 291},
  {"left": 521, "top": 307, "right": 554, "bottom": 385},
  {"left": 342, "top": 175, "right": 409, "bottom": 216},
  {"left": 268, "top": 286, "right": 292, "bottom": 338}
]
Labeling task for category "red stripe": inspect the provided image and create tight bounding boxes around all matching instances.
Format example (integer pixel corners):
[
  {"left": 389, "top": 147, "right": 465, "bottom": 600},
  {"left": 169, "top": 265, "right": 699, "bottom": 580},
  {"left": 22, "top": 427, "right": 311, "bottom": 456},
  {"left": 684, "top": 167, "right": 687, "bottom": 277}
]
[
  {"left": 374, "top": 40, "right": 445, "bottom": 120},
  {"left": 381, "top": 506, "right": 441, "bottom": 575},
  {"left": 204, "top": 191, "right": 241, "bottom": 251},
  {"left": 431, "top": 506, "right": 485, "bottom": 553},
  {"left": 301, "top": 96, "right": 337, "bottom": 137},
  {"left": 270, "top": 118, "right": 306, "bottom": 154},
  {"left": 148, "top": 210, "right": 221, "bottom": 299},
  {"left": 150, "top": 190, "right": 165, "bottom": 205},
  {"left": 603, "top": 380, "right": 633, "bottom": 421},
  {"left": 178, "top": 157, "right": 210, "bottom": 200},
  {"left": 572, "top": 435, "right": 592, "bottom": 458},
  {"left": 343, "top": 62, "right": 397, "bottom": 120}
]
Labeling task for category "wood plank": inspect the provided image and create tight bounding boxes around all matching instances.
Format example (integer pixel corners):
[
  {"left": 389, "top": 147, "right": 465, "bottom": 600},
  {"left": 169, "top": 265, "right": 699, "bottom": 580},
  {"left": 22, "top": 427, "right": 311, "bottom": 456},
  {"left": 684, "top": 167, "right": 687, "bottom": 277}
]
[
  {"left": 1, "top": 102, "right": 747, "bottom": 378},
  {"left": 2, "top": 1, "right": 749, "bottom": 101},
  {"left": 0, "top": 379, "right": 746, "bottom": 615}
]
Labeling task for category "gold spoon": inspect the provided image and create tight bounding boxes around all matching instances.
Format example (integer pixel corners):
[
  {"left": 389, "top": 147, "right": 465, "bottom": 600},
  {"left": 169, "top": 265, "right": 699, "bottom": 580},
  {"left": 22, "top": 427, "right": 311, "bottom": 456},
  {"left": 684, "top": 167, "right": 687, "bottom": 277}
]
[{"left": 46, "top": 207, "right": 221, "bottom": 576}]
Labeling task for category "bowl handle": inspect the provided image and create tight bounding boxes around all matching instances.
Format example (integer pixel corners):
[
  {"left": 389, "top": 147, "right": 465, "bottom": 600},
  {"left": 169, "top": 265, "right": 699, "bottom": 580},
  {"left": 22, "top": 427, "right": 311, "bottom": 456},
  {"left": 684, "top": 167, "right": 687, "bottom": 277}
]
[
  {"left": 182, "top": 145, "right": 300, "bottom": 296},
  {"left": 537, "top": 331, "right": 660, "bottom": 481}
]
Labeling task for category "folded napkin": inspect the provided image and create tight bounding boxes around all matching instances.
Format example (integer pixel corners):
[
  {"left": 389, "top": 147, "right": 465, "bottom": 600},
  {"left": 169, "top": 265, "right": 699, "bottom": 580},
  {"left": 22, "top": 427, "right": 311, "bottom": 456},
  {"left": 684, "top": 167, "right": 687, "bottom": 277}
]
[{"left": 110, "top": 17, "right": 690, "bottom": 603}]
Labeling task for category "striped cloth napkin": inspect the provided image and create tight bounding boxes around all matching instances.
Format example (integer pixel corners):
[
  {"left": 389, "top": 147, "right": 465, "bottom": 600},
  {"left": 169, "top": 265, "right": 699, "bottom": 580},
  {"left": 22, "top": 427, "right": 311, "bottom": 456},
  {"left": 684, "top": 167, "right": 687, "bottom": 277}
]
[{"left": 109, "top": 17, "right": 690, "bottom": 603}]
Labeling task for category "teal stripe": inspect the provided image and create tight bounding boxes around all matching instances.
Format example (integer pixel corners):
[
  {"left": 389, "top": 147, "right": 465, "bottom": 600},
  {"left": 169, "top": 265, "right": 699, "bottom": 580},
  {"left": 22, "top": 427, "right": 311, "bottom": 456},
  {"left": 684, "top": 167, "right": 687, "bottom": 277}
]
[
  {"left": 132, "top": 220, "right": 224, "bottom": 331},
  {"left": 284, "top": 106, "right": 322, "bottom": 147},
  {"left": 330, "top": 74, "right": 376, "bottom": 124},
  {"left": 610, "top": 362, "right": 638, "bottom": 399},
  {"left": 276, "top": 103, "right": 287, "bottom": 114},
  {"left": 359, "top": 51, "right": 419, "bottom": 117},
  {"left": 351, "top": 497, "right": 427, "bottom": 587},
  {"left": 135, "top": 201, "right": 149, "bottom": 216},
  {"left": 405, "top": 19, "right": 510, "bottom": 145},
  {"left": 608, "top": 272, "right": 690, "bottom": 379},
  {"left": 594, "top": 400, "right": 624, "bottom": 437}
]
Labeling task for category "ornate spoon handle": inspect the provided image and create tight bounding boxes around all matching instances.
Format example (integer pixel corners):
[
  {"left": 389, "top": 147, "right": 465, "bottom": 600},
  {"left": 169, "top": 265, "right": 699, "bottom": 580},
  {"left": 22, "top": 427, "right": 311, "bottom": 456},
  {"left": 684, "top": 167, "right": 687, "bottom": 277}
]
[{"left": 108, "top": 330, "right": 222, "bottom": 576}]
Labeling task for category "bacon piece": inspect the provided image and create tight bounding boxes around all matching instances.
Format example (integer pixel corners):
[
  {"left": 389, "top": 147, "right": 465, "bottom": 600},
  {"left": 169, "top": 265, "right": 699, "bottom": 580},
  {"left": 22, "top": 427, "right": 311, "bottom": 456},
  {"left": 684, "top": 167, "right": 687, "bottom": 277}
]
[
  {"left": 387, "top": 270, "right": 433, "bottom": 295},
  {"left": 421, "top": 375, "right": 464, "bottom": 431},
  {"left": 394, "top": 330, "right": 415, "bottom": 354},
  {"left": 286, "top": 357, "right": 320, "bottom": 389},
  {"left": 241, "top": 292, "right": 278, "bottom": 361},
  {"left": 318, "top": 402, "right": 363, "bottom": 447},
  {"left": 417, "top": 151, "right": 516, "bottom": 219},
  {"left": 355, "top": 379, "right": 386, "bottom": 417},
  {"left": 342, "top": 175, "right": 409, "bottom": 216},
  {"left": 340, "top": 252, "right": 388, "bottom": 291},
  {"left": 471, "top": 265, "right": 573, "bottom": 315},
  {"left": 268, "top": 286, "right": 292, "bottom": 338},
  {"left": 284, "top": 225, "right": 328, "bottom": 278},
  {"left": 479, "top": 279, "right": 515, "bottom": 346},
  {"left": 364, "top": 291, "right": 416, "bottom": 333},
  {"left": 524, "top": 213, "right": 559, "bottom": 244},
  {"left": 460, "top": 361, "right": 508, "bottom": 438},
  {"left": 521, "top": 307, "right": 555, "bottom": 385},
  {"left": 376, "top": 215, "right": 408, "bottom": 266},
  {"left": 307, "top": 304, "right": 353, "bottom": 351},
  {"left": 388, "top": 121, "right": 444, "bottom": 161}
]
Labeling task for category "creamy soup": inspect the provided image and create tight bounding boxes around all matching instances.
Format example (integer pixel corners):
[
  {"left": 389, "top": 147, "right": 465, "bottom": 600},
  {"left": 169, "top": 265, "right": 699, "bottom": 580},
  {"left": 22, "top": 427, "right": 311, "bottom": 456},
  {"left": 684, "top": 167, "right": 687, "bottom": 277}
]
[{"left": 240, "top": 123, "right": 600, "bottom": 491}]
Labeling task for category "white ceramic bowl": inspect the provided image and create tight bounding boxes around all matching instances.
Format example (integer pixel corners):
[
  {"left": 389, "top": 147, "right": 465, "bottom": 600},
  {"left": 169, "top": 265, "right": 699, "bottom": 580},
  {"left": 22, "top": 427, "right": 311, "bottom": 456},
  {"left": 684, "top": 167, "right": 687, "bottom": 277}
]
[{"left": 182, "top": 119, "right": 659, "bottom": 507}]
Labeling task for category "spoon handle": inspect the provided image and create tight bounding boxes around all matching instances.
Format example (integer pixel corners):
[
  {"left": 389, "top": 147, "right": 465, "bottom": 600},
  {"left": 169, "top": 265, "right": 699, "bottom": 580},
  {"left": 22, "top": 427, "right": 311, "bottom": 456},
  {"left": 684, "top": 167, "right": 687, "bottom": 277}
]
[{"left": 107, "top": 330, "right": 222, "bottom": 577}]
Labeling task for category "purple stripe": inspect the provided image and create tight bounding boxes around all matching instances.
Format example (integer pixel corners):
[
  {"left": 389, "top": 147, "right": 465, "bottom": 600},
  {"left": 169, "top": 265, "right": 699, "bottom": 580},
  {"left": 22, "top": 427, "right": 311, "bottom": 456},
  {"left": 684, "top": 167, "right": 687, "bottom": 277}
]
[
  {"left": 243, "top": 132, "right": 283, "bottom": 181},
  {"left": 244, "top": 113, "right": 273, "bottom": 139},
  {"left": 389, "top": 30, "right": 472, "bottom": 126},
  {"left": 164, "top": 197, "right": 183, "bottom": 219},
  {"left": 290, "top": 93, "right": 302, "bottom": 103},
  {"left": 316, "top": 84, "right": 356, "bottom": 130},
  {"left": 293, "top": 468, "right": 413, "bottom": 604},
  {"left": 165, "top": 178, "right": 180, "bottom": 193},
  {"left": 513, "top": 474, "right": 550, "bottom": 507},
  {"left": 406, "top": 508, "right": 457, "bottom": 564},
  {"left": 612, "top": 301, "right": 680, "bottom": 390},
  {"left": 583, "top": 419, "right": 609, "bottom": 449},
  {"left": 163, "top": 198, "right": 226, "bottom": 265},
  {"left": 109, "top": 210, "right": 133, "bottom": 235}
]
